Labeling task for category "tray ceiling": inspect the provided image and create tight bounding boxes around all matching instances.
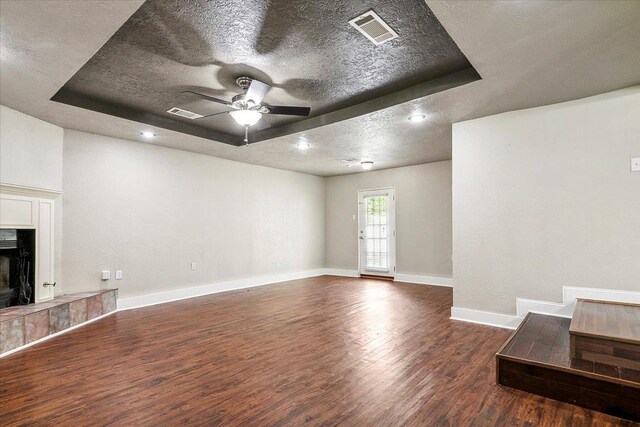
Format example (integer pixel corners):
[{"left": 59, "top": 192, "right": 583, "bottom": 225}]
[{"left": 50, "top": 0, "right": 478, "bottom": 146}]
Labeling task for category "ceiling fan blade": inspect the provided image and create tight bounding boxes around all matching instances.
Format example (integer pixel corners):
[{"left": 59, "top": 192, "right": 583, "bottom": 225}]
[
  {"left": 254, "top": 118, "right": 271, "bottom": 131},
  {"left": 245, "top": 79, "right": 271, "bottom": 105},
  {"left": 265, "top": 105, "right": 311, "bottom": 116},
  {"left": 181, "top": 90, "right": 232, "bottom": 107},
  {"left": 195, "top": 111, "right": 229, "bottom": 119}
]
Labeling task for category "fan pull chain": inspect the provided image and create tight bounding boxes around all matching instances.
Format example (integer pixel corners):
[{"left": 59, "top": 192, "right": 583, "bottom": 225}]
[{"left": 244, "top": 125, "right": 249, "bottom": 145}]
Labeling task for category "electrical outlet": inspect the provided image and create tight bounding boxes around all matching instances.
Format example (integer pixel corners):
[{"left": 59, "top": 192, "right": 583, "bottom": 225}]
[
  {"left": 101, "top": 271, "right": 110, "bottom": 281},
  {"left": 191, "top": 262, "right": 197, "bottom": 271},
  {"left": 115, "top": 270, "right": 123, "bottom": 280},
  {"left": 632, "top": 157, "right": 640, "bottom": 172}
]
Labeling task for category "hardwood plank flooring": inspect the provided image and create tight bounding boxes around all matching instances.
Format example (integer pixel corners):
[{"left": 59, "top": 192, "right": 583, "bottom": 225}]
[{"left": 0, "top": 276, "right": 635, "bottom": 426}]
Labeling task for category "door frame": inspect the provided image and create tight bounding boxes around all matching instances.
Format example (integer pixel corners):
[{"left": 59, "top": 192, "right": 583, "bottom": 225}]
[{"left": 357, "top": 187, "right": 396, "bottom": 278}]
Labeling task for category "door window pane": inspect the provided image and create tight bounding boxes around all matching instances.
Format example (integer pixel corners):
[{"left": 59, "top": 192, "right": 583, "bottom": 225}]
[{"left": 364, "top": 196, "right": 389, "bottom": 270}]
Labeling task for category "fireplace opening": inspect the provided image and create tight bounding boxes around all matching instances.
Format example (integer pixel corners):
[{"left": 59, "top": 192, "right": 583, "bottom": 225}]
[{"left": 0, "top": 229, "right": 36, "bottom": 308}]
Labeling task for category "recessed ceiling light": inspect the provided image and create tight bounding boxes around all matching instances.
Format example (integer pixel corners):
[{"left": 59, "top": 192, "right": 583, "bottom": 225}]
[
  {"left": 408, "top": 114, "right": 426, "bottom": 122},
  {"left": 140, "top": 131, "right": 156, "bottom": 138},
  {"left": 296, "top": 139, "right": 310, "bottom": 150},
  {"left": 361, "top": 161, "right": 374, "bottom": 170}
]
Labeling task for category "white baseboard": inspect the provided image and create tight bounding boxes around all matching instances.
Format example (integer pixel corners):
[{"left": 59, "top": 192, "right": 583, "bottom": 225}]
[
  {"left": 454, "top": 286, "right": 640, "bottom": 331},
  {"left": 394, "top": 274, "right": 453, "bottom": 287},
  {"left": 0, "top": 310, "right": 116, "bottom": 358},
  {"left": 516, "top": 298, "right": 571, "bottom": 318},
  {"left": 4, "top": 270, "right": 327, "bottom": 357},
  {"left": 118, "top": 269, "right": 327, "bottom": 311},
  {"left": 322, "top": 270, "right": 454, "bottom": 287},
  {"left": 118, "top": 269, "right": 454, "bottom": 311},
  {"left": 450, "top": 306, "right": 520, "bottom": 330},
  {"left": 323, "top": 269, "right": 360, "bottom": 277},
  {"left": 562, "top": 286, "right": 640, "bottom": 305},
  {"left": 515, "top": 287, "right": 640, "bottom": 320}
]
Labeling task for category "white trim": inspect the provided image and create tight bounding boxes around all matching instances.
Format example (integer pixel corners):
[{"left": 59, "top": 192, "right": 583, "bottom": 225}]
[
  {"left": 323, "top": 269, "right": 360, "bottom": 277},
  {"left": 357, "top": 187, "right": 396, "bottom": 278},
  {"left": 450, "top": 306, "right": 520, "bottom": 330},
  {"left": 394, "top": 274, "right": 453, "bottom": 287},
  {"left": 0, "top": 182, "right": 63, "bottom": 198},
  {"left": 0, "top": 191, "right": 57, "bottom": 302},
  {"left": 118, "top": 269, "right": 326, "bottom": 311},
  {"left": 117, "top": 270, "right": 454, "bottom": 312},
  {"left": 562, "top": 286, "right": 640, "bottom": 305},
  {"left": 516, "top": 298, "right": 571, "bottom": 318},
  {"left": 452, "top": 286, "right": 640, "bottom": 331},
  {"left": 0, "top": 310, "right": 115, "bottom": 358}
]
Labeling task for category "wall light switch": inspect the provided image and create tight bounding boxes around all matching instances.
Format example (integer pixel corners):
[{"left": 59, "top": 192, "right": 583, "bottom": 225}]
[
  {"left": 191, "top": 262, "right": 197, "bottom": 270},
  {"left": 101, "top": 271, "right": 110, "bottom": 281},
  {"left": 115, "top": 270, "right": 123, "bottom": 280},
  {"left": 632, "top": 157, "right": 640, "bottom": 172},
  {"left": 352, "top": 214, "right": 356, "bottom": 221}
]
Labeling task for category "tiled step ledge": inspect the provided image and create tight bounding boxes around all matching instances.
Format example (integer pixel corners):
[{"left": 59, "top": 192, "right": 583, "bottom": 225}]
[{"left": 0, "top": 289, "right": 118, "bottom": 355}]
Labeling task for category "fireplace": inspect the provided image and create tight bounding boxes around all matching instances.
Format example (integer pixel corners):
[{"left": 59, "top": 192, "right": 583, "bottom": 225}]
[
  {"left": 0, "top": 229, "right": 36, "bottom": 308},
  {"left": 1, "top": 185, "right": 58, "bottom": 304}
]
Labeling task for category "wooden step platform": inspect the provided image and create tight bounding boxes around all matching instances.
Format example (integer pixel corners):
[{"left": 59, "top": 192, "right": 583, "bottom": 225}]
[
  {"left": 570, "top": 299, "right": 640, "bottom": 370},
  {"left": 496, "top": 313, "right": 640, "bottom": 422}
]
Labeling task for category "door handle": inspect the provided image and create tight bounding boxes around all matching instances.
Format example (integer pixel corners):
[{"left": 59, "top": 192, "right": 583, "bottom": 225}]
[
  {"left": 359, "top": 236, "right": 364, "bottom": 240},
  {"left": 43, "top": 282, "right": 56, "bottom": 287}
]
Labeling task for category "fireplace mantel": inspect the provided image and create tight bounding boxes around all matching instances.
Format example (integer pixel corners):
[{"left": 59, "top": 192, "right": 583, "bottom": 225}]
[
  {"left": 0, "top": 182, "right": 63, "bottom": 198},
  {"left": 1, "top": 182, "right": 61, "bottom": 303}
]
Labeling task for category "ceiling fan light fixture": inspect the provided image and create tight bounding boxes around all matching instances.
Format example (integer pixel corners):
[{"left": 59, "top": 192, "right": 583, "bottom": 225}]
[
  {"left": 361, "top": 161, "right": 374, "bottom": 170},
  {"left": 229, "top": 110, "right": 262, "bottom": 126},
  {"left": 408, "top": 114, "right": 426, "bottom": 122}
]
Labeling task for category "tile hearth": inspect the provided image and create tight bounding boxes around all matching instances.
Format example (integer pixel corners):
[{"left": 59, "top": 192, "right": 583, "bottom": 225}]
[{"left": 0, "top": 289, "right": 117, "bottom": 354}]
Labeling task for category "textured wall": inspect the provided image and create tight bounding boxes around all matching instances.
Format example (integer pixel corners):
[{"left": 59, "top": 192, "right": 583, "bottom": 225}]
[
  {"left": 62, "top": 130, "right": 325, "bottom": 298},
  {"left": 0, "top": 105, "right": 63, "bottom": 190},
  {"left": 452, "top": 87, "right": 640, "bottom": 315},
  {"left": 325, "top": 162, "right": 452, "bottom": 278},
  {"left": 0, "top": 104, "right": 64, "bottom": 291}
]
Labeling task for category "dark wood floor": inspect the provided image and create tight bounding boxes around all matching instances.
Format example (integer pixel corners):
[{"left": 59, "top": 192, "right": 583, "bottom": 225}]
[
  {"left": 498, "top": 313, "right": 640, "bottom": 421},
  {"left": 501, "top": 313, "right": 640, "bottom": 383},
  {"left": 0, "top": 276, "right": 635, "bottom": 426}
]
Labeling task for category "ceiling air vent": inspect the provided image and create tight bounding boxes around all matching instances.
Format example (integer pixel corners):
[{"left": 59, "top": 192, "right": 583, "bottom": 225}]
[
  {"left": 167, "top": 107, "right": 203, "bottom": 120},
  {"left": 349, "top": 10, "right": 399, "bottom": 45}
]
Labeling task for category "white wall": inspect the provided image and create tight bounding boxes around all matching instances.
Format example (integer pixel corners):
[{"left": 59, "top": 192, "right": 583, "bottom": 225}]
[
  {"left": 452, "top": 87, "right": 640, "bottom": 315},
  {"left": 0, "top": 105, "right": 63, "bottom": 190},
  {"left": 62, "top": 130, "right": 325, "bottom": 299},
  {"left": 325, "top": 162, "right": 452, "bottom": 279},
  {"left": 0, "top": 104, "right": 64, "bottom": 289}
]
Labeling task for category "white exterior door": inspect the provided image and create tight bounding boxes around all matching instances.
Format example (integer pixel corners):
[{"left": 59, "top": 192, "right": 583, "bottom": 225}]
[{"left": 358, "top": 188, "right": 396, "bottom": 277}]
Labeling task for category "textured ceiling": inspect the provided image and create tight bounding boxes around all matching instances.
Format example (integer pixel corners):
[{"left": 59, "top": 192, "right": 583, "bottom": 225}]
[
  {"left": 1, "top": 1, "right": 639, "bottom": 176},
  {"left": 51, "top": 0, "right": 476, "bottom": 145}
]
